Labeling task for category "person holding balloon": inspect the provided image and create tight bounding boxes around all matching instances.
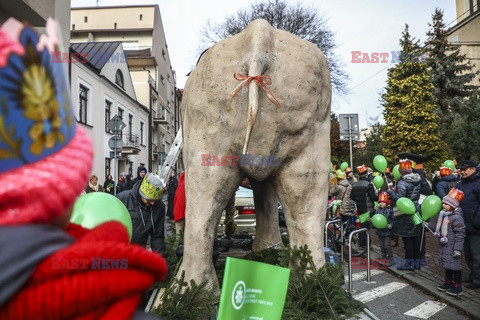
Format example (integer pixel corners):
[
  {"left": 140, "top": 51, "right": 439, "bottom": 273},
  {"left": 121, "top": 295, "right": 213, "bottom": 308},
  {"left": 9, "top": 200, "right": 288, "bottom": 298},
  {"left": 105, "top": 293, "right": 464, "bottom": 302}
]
[
  {"left": 387, "top": 159, "right": 423, "bottom": 270},
  {"left": 374, "top": 192, "right": 395, "bottom": 265},
  {"left": 351, "top": 164, "right": 378, "bottom": 248},
  {"left": 0, "top": 17, "right": 167, "bottom": 319},
  {"left": 435, "top": 188, "right": 466, "bottom": 296}
]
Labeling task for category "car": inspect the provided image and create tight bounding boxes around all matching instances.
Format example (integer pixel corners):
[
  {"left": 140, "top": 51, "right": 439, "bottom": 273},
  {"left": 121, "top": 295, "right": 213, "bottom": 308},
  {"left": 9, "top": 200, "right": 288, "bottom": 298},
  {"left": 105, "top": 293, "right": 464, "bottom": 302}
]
[{"left": 217, "top": 186, "right": 285, "bottom": 237}]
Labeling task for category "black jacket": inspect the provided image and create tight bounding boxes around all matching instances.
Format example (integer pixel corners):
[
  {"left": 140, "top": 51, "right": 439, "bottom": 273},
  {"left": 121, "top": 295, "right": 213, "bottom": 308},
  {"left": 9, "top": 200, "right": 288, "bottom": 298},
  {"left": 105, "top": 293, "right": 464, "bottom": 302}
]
[
  {"left": 457, "top": 171, "right": 480, "bottom": 235},
  {"left": 116, "top": 181, "right": 166, "bottom": 254},
  {"left": 351, "top": 176, "right": 377, "bottom": 216}
]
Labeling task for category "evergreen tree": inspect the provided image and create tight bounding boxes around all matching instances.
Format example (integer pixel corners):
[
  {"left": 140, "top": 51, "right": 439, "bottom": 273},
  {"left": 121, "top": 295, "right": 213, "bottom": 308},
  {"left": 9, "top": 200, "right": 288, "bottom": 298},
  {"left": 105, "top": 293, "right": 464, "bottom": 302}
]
[
  {"left": 448, "top": 90, "right": 480, "bottom": 162},
  {"left": 382, "top": 25, "right": 449, "bottom": 171},
  {"left": 425, "top": 8, "right": 479, "bottom": 146}
]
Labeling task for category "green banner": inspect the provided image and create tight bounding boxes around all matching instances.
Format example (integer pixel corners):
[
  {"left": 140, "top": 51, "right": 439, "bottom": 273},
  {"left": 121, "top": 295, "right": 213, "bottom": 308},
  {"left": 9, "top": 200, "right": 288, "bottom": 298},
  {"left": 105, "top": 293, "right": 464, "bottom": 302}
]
[{"left": 217, "top": 257, "right": 290, "bottom": 320}]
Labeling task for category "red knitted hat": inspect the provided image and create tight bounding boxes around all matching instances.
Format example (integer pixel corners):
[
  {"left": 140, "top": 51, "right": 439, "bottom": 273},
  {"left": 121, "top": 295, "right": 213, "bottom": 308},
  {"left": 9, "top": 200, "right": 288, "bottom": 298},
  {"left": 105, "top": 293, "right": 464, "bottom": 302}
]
[{"left": 0, "top": 18, "right": 93, "bottom": 225}]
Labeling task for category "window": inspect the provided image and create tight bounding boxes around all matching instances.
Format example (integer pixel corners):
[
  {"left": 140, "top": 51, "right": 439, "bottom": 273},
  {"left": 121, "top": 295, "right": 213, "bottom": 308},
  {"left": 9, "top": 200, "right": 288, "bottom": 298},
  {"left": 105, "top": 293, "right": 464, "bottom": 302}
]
[
  {"left": 105, "top": 100, "right": 112, "bottom": 132},
  {"left": 105, "top": 158, "right": 111, "bottom": 178},
  {"left": 128, "top": 114, "right": 134, "bottom": 142},
  {"left": 114, "top": 22, "right": 117, "bottom": 29},
  {"left": 84, "top": 16, "right": 88, "bottom": 23},
  {"left": 128, "top": 160, "right": 133, "bottom": 175},
  {"left": 118, "top": 108, "right": 124, "bottom": 120},
  {"left": 162, "top": 49, "right": 166, "bottom": 59},
  {"left": 72, "top": 24, "right": 75, "bottom": 30},
  {"left": 140, "top": 121, "right": 144, "bottom": 145},
  {"left": 79, "top": 85, "right": 88, "bottom": 124},
  {"left": 115, "top": 69, "right": 124, "bottom": 88},
  {"left": 160, "top": 74, "right": 164, "bottom": 85},
  {"left": 139, "top": 14, "right": 143, "bottom": 20}
]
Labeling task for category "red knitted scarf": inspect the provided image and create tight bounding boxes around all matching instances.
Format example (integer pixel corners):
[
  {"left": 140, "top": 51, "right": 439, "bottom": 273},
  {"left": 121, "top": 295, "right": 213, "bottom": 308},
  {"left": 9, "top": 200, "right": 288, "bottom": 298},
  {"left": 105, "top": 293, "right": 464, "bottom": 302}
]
[{"left": 0, "top": 222, "right": 167, "bottom": 320}]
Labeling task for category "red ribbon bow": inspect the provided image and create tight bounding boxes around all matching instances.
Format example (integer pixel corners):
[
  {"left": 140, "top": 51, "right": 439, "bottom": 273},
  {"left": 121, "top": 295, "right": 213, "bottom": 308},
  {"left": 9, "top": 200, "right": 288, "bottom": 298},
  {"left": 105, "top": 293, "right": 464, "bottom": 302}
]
[{"left": 229, "top": 73, "right": 281, "bottom": 108}]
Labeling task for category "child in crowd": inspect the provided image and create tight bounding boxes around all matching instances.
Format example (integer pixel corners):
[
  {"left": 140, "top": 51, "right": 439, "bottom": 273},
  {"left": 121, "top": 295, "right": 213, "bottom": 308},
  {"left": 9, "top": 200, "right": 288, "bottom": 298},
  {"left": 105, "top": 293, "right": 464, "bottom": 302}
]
[
  {"left": 435, "top": 188, "right": 466, "bottom": 296},
  {"left": 375, "top": 192, "right": 394, "bottom": 265}
]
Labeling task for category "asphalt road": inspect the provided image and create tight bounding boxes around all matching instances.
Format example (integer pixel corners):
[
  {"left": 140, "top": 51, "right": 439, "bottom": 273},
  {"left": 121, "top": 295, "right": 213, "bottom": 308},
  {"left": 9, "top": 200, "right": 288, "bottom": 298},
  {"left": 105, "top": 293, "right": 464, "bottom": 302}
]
[{"left": 345, "top": 266, "right": 473, "bottom": 319}]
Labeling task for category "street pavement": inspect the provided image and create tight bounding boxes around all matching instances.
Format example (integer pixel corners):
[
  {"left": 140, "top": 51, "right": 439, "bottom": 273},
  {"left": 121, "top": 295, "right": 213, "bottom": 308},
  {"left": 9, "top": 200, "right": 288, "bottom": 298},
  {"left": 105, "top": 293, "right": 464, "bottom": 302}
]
[{"left": 350, "top": 227, "right": 480, "bottom": 320}]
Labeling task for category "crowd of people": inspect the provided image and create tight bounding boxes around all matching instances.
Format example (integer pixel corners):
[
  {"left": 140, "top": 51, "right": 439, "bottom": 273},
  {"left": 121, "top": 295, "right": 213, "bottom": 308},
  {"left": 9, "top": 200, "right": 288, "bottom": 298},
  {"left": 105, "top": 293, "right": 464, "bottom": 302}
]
[{"left": 330, "top": 154, "right": 480, "bottom": 297}]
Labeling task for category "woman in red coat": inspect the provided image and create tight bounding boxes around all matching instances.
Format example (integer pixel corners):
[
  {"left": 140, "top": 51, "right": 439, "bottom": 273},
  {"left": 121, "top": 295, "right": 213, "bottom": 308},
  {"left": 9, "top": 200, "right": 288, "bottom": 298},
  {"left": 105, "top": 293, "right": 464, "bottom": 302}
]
[{"left": 173, "top": 172, "right": 186, "bottom": 238}]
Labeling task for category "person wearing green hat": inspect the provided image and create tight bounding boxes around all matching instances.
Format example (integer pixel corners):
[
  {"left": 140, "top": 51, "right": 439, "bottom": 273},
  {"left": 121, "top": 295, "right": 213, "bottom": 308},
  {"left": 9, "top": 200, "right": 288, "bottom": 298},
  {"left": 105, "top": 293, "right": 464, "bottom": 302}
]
[{"left": 117, "top": 172, "right": 167, "bottom": 255}]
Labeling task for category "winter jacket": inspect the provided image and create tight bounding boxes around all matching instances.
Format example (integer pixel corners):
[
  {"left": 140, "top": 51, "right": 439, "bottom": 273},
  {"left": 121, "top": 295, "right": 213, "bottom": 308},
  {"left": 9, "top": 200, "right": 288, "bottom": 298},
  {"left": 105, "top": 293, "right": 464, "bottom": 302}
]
[
  {"left": 330, "top": 179, "right": 356, "bottom": 216},
  {"left": 414, "top": 168, "right": 433, "bottom": 196},
  {"left": 351, "top": 176, "right": 377, "bottom": 216},
  {"left": 173, "top": 172, "right": 186, "bottom": 223},
  {"left": 166, "top": 176, "right": 178, "bottom": 219},
  {"left": 437, "top": 208, "right": 466, "bottom": 270},
  {"left": 388, "top": 173, "right": 422, "bottom": 237},
  {"left": 456, "top": 170, "right": 480, "bottom": 235},
  {"left": 375, "top": 206, "right": 394, "bottom": 237},
  {"left": 116, "top": 181, "right": 166, "bottom": 254},
  {"left": 436, "top": 174, "right": 458, "bottom": 199},
  {"left": 103, "top": 179, "right": 115, "bottom": 195}
]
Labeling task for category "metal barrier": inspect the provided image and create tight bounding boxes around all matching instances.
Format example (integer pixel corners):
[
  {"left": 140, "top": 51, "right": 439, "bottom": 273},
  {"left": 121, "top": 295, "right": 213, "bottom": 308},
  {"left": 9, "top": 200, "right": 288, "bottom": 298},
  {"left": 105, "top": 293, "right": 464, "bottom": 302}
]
[
  {"left": 325, "top": 218, "right": 344, "bottom": 261},
  {"left": 348, "top": 228, "right": 371, "bottom": 293}
]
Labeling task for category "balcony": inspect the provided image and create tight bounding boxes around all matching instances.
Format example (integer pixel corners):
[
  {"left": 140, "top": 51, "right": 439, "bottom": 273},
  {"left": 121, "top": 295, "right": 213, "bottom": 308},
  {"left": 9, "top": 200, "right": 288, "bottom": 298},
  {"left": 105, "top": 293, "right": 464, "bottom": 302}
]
[
  {"left": 153, "top": 109, "right": 168, "bottom": 125},
  {"left": 121, "top": 132, "right": 141, "bottom": 154}
]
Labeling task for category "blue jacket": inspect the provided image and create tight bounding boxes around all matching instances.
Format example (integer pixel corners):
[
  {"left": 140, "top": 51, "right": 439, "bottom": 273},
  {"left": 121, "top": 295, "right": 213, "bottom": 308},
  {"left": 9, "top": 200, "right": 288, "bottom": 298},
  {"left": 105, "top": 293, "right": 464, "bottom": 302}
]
[
  {"left": 436, "top": 174, "right": 458, "bottom": 199},
  {"left": 456, "top": 171, "right": 480, "bottom": 235},
  {"left": 375, "top": 206, "right": 394, "bottom": 237}
]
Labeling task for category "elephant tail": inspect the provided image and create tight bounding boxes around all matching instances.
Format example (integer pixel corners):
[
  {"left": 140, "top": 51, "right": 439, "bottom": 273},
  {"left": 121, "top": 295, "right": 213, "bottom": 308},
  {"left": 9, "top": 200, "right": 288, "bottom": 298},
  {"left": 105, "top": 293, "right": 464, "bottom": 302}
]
[{"left": 242, "top": 20, "right": 274, "bottom": 155}]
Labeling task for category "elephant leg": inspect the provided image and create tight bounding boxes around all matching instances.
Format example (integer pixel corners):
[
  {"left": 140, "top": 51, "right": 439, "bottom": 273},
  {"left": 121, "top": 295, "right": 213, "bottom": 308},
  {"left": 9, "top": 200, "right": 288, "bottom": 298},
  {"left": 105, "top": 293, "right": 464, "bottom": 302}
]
[
  {"left": 251, "top": 178, "right": 283, "bottom": 252},
  {"left": 273, "top": 149, "right": 329, "bottom": 269},
  {"left": 176, "top": 166, "right": 242, "bottom": 296}
]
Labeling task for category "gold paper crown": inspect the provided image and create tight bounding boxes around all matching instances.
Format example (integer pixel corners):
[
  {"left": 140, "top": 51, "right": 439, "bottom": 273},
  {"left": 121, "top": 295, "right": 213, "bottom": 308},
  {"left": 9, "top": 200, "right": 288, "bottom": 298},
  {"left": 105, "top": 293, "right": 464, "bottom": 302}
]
[
  {"left": 439, "top": 166, "right": 452, "bottom": 177},
  {"left": 399, "top": 159, "right": 412, "bottom": 170},
  {"left": 447, "top": 188, "right": 465, "bottom": 203},
  {"left": 357, "top": 164, "right": 367, "bottom": 174},
  {"left": 378, "top": 192, "right": 390, "bottom": 204}
]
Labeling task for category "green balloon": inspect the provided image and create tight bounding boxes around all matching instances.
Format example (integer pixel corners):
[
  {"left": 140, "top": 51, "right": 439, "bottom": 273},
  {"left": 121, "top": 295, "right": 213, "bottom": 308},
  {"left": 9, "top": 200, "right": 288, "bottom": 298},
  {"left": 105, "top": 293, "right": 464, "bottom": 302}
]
[
  {"left": 373, "top": 155, "right": 388, "bottom": 173},
  {"left": 71, "top": 192, "right": 132, "bottom": 240},
  {"left": 443, "top": 160, "right": 456, "bottom": 172},
  {"left": 340, "top": 162, "right": 349, "bottom": 172},
  {"left": 393, "top": 164, "right": 401, "bottom": 180},
  {"left": 372, "top": 214, "right": 388, "bottom": 229},
  {"left": 411, "top": 212, "right": 423, "bottom": 226},
  {"left": 373, "top": 176, "right": 384, "bottom": 189},
  {"left": 421, "top": 195, "right": 442, "bottom": 220},
  {"left": 396, "top": 197, "right": 416, "bottom": 215}
]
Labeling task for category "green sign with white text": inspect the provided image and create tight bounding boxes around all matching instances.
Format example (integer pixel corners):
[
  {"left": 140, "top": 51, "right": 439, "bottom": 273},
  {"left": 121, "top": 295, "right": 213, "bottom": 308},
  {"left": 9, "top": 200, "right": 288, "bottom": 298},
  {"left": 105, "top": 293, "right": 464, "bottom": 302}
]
[{"left": 217, "top": 257, "right": 290, "bottom": 320}]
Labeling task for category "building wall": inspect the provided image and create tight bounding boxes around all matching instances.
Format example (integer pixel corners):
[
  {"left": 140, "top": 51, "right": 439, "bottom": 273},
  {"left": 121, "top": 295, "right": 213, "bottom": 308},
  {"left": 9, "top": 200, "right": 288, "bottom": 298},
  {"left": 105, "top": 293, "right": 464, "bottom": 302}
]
[
  {"left": 71, "top": 58, "right": 149, "bottom": 183},
  {"left": 449, "top": 2, "right": 480, "bottom": 86},
  {"left": 71, "top": 5, "right": 177, "bottom": 171},
  {"left": 0, "top": 0, "right": 70, "bottom": 51}
]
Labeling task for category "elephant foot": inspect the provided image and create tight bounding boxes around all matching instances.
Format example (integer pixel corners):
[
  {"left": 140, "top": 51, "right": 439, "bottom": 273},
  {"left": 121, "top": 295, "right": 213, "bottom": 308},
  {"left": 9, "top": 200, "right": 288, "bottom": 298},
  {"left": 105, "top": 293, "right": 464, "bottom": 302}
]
[
  {"left": 252, "top": 235, "right": 284, "bottom": 252},
  {"left": 176, "top": 261, "right": 221, "bottom": 299}
]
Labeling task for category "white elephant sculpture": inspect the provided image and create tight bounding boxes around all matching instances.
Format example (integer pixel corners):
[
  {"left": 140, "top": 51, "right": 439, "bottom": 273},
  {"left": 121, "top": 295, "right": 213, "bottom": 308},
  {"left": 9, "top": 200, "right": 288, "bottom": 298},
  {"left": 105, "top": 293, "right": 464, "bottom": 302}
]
[{"left": 178, "top": 19, "right": 331, "bottom": 294}]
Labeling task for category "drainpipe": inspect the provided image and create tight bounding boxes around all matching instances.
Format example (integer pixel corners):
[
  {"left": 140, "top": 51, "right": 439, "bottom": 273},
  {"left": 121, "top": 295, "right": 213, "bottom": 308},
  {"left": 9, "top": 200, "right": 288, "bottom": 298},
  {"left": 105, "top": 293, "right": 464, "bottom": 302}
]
[{"left": 148, "top": 85, "right": 153, "bottom": 172}]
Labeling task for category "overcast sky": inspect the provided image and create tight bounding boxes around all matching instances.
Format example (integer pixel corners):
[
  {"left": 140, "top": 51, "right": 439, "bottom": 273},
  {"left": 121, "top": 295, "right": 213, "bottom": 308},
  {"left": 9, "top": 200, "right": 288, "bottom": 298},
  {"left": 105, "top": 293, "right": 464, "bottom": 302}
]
[{"left": 71, "top": 0, "right": 457, "bottom": 128}]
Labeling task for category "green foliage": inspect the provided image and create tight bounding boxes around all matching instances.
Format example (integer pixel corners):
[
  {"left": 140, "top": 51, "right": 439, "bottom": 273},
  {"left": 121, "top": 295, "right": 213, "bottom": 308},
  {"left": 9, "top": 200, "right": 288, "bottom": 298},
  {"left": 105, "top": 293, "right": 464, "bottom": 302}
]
[
  {"left": 425, "top": 8, "right": 479, "bottom": 151},
  {"left": 382, "top": 25, "right": 449, "bottom": 171},
  {"left": 278, "top": 245, "right": 364, "bottom": 319},
  {"left": 151, "top": 271, "right": 218, "bottom": 320},
  {"left": 447, "top": 90, "right": 480, "bottom": 161}
]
